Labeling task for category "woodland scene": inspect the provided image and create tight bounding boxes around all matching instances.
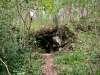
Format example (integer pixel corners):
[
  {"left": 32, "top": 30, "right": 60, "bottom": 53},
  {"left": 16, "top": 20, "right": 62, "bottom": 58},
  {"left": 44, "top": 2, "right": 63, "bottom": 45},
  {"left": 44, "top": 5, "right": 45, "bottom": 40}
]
[{"left": 0, "top": 0, "right": 100, "bottom": 75}]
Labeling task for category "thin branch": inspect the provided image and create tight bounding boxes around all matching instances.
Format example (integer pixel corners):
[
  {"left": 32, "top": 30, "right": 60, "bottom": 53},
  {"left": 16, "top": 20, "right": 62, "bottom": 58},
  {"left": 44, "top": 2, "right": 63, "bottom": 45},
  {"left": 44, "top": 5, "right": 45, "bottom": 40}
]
[
  {"left": 0, "top": 58, "right": 11, "bottom": 75},
  {"left": 15, "top": 0, "right": 28, "bottom": 30}
]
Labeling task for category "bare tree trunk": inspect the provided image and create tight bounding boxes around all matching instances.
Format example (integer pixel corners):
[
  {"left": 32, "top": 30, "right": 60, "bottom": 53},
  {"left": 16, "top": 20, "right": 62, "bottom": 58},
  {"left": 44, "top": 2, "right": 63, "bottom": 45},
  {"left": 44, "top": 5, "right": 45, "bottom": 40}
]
[
  {"left": 59, "top": 7, "right": 64, "bottom": 23},
  {"left": 78, "top": 8, "right": 87, "bottom": 19},
  {"left": 35, "top": 2, "right": 39, "bottom": 21},
  {"left": 49, "top": 14, "right": 54, "bottom": 24},
  {"left": 69, "top": 3, "right": 74, "bottom": 23},
  {"left": 77, "top": 2, "right": 87, "bottom": 19},
  {"left": 78, "top": 8, "right": 82, "bottom": 19},
  {"left": 59, "top": 5, "right": 68, "bottom": 24}
]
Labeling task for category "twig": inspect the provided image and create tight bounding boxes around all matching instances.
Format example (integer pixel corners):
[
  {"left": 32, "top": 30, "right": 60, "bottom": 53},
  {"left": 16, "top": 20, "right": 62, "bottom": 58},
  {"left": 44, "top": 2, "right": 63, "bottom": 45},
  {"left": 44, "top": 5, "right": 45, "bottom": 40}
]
[
  {"left": 0, "top": 58, "right": 11, "bottom": 75},
  {"left": 15, "top": 0, "right": 28, "bottom": 30}
]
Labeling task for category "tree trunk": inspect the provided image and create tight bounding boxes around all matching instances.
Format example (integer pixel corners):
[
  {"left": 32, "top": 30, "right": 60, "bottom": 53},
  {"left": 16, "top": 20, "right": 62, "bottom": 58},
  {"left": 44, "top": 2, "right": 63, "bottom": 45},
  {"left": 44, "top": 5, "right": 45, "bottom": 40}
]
[
  {"left": 59, "top": 5, "right": 68, "bottom": 24},
  {"left": 69, "top": 3, "right": 74, "bottom": 23}
]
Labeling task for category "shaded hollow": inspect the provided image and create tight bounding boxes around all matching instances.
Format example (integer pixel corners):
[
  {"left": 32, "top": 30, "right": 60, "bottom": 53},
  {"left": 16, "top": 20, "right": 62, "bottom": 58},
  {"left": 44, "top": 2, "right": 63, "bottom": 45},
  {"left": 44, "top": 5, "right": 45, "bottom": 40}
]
[
  {"left": 34, "top": 25, "right": 76, "bottom": 53},
  {"left": 36, "top": 36, "right": 53, "bottom": 53}
]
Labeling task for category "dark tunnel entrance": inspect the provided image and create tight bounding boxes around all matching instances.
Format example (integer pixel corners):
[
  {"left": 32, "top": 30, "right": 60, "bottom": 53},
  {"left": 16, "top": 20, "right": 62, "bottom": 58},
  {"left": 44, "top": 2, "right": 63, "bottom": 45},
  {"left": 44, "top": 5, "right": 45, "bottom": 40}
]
[
  {"left": 36, "top": 36, "right": 54, "bottom": 53},
  {"left": 34, "top": 26, "right": 75, "bottom": 53}
]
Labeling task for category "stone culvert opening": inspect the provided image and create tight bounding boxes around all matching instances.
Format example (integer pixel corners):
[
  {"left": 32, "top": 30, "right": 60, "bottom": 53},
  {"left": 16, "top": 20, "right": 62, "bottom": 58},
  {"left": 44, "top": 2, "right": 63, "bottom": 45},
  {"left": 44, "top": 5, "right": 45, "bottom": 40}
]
[{"left": 33, "top": 25, "right": 76, "bottom": 53}]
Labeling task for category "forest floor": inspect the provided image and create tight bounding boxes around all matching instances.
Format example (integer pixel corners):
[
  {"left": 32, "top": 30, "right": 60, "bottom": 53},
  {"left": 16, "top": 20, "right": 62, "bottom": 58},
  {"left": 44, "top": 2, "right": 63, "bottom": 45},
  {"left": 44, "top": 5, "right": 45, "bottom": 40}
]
[{"left": 41, "top": 53, "right": 58, "bottom": 75}]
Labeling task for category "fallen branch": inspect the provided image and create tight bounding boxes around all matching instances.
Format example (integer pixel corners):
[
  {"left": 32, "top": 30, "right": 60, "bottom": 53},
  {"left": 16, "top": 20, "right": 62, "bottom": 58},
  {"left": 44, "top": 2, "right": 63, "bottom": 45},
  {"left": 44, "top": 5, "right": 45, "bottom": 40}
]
[{"left": 0, "top": 58, "right": 11, "bottom": 75}]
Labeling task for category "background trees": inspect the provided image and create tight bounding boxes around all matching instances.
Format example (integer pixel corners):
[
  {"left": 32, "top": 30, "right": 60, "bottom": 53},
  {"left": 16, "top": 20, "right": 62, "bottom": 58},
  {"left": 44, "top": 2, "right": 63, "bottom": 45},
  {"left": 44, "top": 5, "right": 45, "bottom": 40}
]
[{"left": 0, "top": 0, "right": 100, "bottom": 75}]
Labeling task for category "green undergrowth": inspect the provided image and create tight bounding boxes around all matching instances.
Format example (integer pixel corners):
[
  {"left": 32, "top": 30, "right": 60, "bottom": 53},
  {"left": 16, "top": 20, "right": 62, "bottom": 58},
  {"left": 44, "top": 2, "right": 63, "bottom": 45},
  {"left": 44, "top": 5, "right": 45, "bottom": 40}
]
[
  {"left": 53, "top": 31, "right": 100, "bottom": 75},
  {"left": 30, "top": 20, "right": 54, "bottom": 32},
  {"left": 14, "top": 52, "right": 45, "bottom": 75}
]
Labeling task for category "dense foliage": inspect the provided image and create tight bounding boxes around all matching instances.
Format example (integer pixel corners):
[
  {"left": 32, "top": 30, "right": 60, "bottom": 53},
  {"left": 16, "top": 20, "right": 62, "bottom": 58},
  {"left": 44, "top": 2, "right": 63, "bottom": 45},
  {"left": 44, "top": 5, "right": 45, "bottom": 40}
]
[{"left": 0, "top": 0, "right": 100, "bottom": 75}]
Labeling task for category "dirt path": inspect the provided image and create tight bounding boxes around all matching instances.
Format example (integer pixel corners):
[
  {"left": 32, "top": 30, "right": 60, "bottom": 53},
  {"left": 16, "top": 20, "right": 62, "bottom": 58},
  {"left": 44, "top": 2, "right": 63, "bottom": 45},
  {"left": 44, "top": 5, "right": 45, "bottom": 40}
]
[{"left": 42, "top": 53, "right": 58, "bottom": 75}]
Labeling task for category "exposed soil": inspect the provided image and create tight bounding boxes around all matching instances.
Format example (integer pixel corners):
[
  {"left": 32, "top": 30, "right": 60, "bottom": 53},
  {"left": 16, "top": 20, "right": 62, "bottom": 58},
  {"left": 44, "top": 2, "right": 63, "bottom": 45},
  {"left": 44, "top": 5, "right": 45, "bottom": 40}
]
[
  {"left": 34, "top": 25, "right": 75, "bottom": 53},
  {"left": 42, "top": 53, "right": 58, "bottom": 75}
]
